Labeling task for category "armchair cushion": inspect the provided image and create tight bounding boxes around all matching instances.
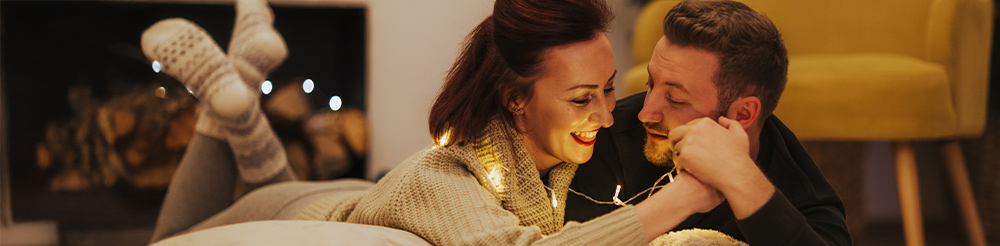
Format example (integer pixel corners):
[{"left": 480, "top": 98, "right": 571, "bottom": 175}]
[
  {"left": 625, "top": 0, "right": 993, "bottom": 140},
  {"left": 775, "top": 53, "right": 953, "bottom": 140}
]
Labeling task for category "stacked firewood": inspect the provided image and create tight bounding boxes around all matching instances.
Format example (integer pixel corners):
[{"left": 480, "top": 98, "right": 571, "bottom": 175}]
[
  {"left": 37, "top": 84, "right": 198, "bottom": 191},
  {"left": 263, "top": 80, "right": 368, "bottom": 181},
  {"left": 37, "top": 81, "right": 369, "bottom": 191}
]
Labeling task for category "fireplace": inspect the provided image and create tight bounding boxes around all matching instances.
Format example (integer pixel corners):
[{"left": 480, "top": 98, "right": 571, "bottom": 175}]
[{"left": 0, "top": 0, "right": 368, "bottom": 240}]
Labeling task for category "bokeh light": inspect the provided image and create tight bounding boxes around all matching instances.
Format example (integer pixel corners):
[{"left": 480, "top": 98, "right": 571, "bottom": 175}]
[
  {"left": 329, "top": 95, "right": 342, "bottom": 111},
  {"left": 152, "top": 60, "right": 161, "bottom": 73},
  {"left": 262, "top": 80, "right": 273, "bottom": 95},
  {"left": 303, "top": 78, "right": 315, "bottom": 94}
]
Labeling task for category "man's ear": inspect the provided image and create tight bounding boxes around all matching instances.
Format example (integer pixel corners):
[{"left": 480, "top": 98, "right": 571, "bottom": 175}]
[{"left": 726, "top": 96, "right": 761, "bottom": 129}]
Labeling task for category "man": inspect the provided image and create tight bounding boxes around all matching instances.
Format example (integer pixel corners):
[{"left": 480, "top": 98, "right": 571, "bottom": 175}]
[{"left": 565, "top": 0, "right": 851, "bottom": 245}]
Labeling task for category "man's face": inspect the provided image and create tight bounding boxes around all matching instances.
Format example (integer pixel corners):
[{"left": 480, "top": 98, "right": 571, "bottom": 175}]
[{"left": 639, "top": 36, "right": 725, "bottom": 166}]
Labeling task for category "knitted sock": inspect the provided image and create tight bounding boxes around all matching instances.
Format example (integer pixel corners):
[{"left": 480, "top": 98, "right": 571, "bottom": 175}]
[
  {"left": 142, "top": 19, "right": 287, "bottom": 183},
  {"left": 228, "top": 0, "right": 288, "bottom": 88},
  {"left": 200, "top": 0, "right": 288, "bottom": 142}
]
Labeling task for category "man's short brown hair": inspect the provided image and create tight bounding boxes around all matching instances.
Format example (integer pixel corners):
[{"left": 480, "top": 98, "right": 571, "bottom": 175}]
[{"left": 663, "top": 0, "right": 788, "bottom": 122}]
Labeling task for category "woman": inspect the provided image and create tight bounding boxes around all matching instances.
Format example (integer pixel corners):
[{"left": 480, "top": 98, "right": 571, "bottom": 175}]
[{"left": 147, "top": 0, "right": 722, "bottom": 244}]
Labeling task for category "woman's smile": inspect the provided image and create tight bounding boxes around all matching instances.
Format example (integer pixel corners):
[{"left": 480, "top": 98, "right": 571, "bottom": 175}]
[{"left": 571, "top": 130, "right": 599, "bottom": 146}]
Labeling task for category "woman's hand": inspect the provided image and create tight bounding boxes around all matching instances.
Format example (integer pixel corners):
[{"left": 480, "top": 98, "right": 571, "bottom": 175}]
[
  {"left": 668, "top": 170, "right": 724, "bottom": 214},
  {"left": 635, "top": 169, "right": 723, "bottom": 242}
]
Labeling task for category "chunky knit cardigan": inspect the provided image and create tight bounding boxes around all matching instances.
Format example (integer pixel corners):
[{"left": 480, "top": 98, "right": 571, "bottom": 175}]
[{"left": 298, "top": 119, "right": 646, "bottom": 245}]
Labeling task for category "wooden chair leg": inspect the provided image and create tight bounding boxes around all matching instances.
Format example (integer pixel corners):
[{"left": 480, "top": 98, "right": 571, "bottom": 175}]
[
  {"left": 894, "top": 142, "right": 924, "bottom": 246},
  {"left": 942, "top": 141, "right": 987, "bottom": 246}
]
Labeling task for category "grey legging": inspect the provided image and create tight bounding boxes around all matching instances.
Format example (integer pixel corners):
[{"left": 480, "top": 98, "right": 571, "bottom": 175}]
[{"left": 150, "top": 133, "right": 373, "bottom": 243}]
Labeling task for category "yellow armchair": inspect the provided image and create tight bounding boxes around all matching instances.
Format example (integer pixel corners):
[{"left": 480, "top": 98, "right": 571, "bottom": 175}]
[{"left": 625, "top": 0, "right": 993, "bottom": 245}]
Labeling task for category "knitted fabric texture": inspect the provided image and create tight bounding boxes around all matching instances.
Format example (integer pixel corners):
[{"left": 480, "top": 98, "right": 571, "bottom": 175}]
[
  {"left": 298, "top": 118, "right": 646, "bottom": 245},
  {"left": 650, "top": 228, "right": 748, "bottom": 246}
]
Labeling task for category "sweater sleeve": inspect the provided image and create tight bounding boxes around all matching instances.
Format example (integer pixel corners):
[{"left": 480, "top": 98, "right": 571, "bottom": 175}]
[
  {"left": 736, "top": 189, "right": 851, "bottom": 246},
  {"left": 347, "top": 161, "right": 647, "bottom": 246}
]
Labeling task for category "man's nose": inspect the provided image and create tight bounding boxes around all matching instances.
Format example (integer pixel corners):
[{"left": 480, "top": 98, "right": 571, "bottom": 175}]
[{"left": 638, "top": 91, "right": 663, "bottom": 124}]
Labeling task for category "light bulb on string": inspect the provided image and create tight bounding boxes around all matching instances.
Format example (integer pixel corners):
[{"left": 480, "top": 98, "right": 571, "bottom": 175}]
[
  {"left": 152, "top": 61, "right": 161, "bottom": 73},
  {"left": 303, "top": 78, "right": 315, "bottom": 94},
  {"left": 261, "top": 80, "right": 273, "bottom": 95},
  {"left": 329, "top": 95, "right": 342, "bottom": 111}
]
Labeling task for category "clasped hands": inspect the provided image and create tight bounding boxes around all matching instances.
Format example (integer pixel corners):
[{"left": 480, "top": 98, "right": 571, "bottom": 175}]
[{"left": 664, "top": 117, "right": 759, "bottom": 214}]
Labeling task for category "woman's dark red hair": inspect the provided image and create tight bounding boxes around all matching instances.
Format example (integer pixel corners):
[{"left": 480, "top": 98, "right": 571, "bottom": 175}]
[{"left": 428, "top": 0, "right": 612, "bottom": 146}]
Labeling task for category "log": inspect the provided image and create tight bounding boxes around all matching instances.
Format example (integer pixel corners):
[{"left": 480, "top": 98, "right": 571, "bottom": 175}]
[
  {"left": 339, "top": 108, "right": 368, "bottom": 157},
  {"left": 284, "top": 140, "right": 312, "bottom": 180},
  {"left": 36, "top": 143, "right": 51, "bottom": 170},
  {"left": 263, "top": 82, "right": 310, "bottom": 126},
  {"left": 306, "top": 112, "right": 350, "bottom": 180},
  {"left": 165, "top": 104, "right": 198, "bottom": 150}
]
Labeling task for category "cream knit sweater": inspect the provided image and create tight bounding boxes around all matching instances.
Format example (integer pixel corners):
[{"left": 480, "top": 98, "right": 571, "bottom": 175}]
[{"left": 298, "top": 119, "right": 646, "bottom": 245}]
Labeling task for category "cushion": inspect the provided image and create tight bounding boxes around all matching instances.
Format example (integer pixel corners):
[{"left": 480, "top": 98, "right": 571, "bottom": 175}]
[
  {"left": 152, "top": 220, "right": 431, "bottom": 246},
  {"left": 774, "top": 53, "right": 955, "bottom": 140}
]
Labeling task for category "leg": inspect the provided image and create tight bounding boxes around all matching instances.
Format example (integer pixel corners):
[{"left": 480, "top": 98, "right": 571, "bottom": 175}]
[
  {"left": 156, "top": 179, "right": 373, "bottom": 243},
  {"left": 942, "top": 141, "right": 986, "bottom": 246},
  {"left": 893, "top": 142, "right": 924, "bottom": 246},
  {"left": 151, "top": 134, "right": 238, "bottom": 242},
  {"left": 151, "top": 133, "right": 296, "bottom": 242},
  {"left": 142, "top": 18, "right": 289, "bottom": 183}
]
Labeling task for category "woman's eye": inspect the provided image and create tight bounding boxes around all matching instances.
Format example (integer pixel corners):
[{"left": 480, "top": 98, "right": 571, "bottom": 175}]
[
  {"left": 573, "top": 98, "right": 591, "bottom": 105},
  {"left": 603, "top": 87, "right": 615, "bottom": 94}
]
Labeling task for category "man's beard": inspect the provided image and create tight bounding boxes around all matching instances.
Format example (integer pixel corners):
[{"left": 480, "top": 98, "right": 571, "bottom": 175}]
[
  {"left": 642, "top": 122, "right": 674, "bottom": 167},
  {"left": 641, "top": 108, "right": 728, "bottom": 167}
]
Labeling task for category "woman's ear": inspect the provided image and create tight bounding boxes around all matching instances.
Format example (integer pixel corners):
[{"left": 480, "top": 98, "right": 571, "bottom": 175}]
[{"left": 726, "top": 96, "right": 761, "bottom": 129}]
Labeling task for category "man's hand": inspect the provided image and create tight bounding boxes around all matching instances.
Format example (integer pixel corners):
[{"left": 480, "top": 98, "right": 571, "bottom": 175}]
[
  {"left": 667, "top": 116, "right": 774, "bottom": 219},
  {"left": 667, "top": 117, "right": 753, "bottom": 190}
]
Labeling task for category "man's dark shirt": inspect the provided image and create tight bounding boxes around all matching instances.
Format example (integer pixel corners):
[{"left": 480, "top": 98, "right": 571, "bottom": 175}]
[{"left": 565, "top": 93, "right": 852, "bottom": 245}]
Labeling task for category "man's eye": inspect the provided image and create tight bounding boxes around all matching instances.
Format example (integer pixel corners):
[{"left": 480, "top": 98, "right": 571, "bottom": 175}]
[{"left": 667, "top": 96, "right": 684, "bottom": 105}]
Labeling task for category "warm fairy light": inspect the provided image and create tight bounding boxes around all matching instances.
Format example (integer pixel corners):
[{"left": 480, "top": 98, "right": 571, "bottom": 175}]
[
  {"left": 303, "top": 78, "right": 315, "bottom": 94},
  {"left": 438, "top": 130, "right": 451, "bottom": 146},
  {"left": 613, "top": 185, "right": 624, "bottom": 206},
  {"left": 487, "top": 168, "right": 502, "bottom": 190},
  {"left": 155, "top": 86, "right": 166, "bottom": 99},
  {"left": 551, "top": 189, "right": 558, "bottom": 208},
  {"left": 262, "top": 80, "right": 273, "bottom": 95},
  {"left": 329, "top": 95, "right": 342, "bottom": 111},
  {"left": 152, "top": 61, "right": 161, "bottom": 73}
]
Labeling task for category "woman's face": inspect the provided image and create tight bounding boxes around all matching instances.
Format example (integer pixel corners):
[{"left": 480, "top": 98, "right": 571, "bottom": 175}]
[{"left": 516, "top": 33, "right": 616, "bottom": 172}]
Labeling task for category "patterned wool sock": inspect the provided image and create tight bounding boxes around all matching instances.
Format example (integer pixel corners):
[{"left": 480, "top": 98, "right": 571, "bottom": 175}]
[
  {"left": 141, "top": 18, "right": 287, "bottom": 183},
  {"left": 228, "top": 0, "right": 288, "bottom": 88},
  {"left": 196, "top": 0, "right": 288, "bottom": 144}
]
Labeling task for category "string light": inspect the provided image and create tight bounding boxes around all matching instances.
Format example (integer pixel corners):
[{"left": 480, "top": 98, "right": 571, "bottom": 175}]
[
  {"left": 551, "top": 188, "right": 558, "bottom": 208},
  {"left": 329, "top": 95, "right": 342, "bottom": 111},
  {"left": 487, "top": 168, "right": 503, "bottom": 190},
  {"left": 152, "top": 60, "right": 161, "bottom": 73},
  {"left": 261, "top": 80, "right": 273, "bottom": 95},
  {"left": 438, "top": 130, "right": 452, "bottom": 146},
  {"left": 613, "top": 185, "right": 624, "bottom": 206},
  {"left": 303, "top": 78, "right": 314, "bottom": 94},
  {"left": 568, "top": 166, "right": 677, "bottom": 207}
]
